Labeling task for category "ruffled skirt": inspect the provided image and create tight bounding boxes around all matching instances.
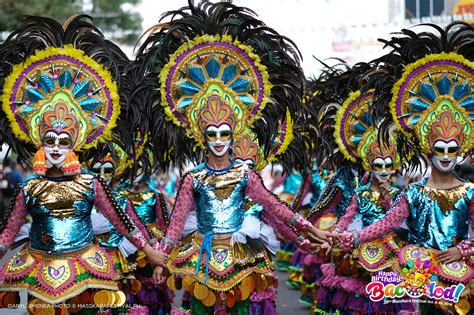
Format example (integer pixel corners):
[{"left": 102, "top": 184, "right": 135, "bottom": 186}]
[
  {"left": 166, "top": 232, "right": 277, "bottom": 310},
  {"left": 0, "top": 243, "right": 117, "bottom": 304}
]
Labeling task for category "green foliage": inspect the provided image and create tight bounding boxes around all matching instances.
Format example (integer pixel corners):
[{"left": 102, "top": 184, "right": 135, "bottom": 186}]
[
  {"left": 0, "top": 0, "right": 143, "bottom": 44},
  {"left": 89, "top": 0, "right": 143, "bottom": 44},
  {"left": 0, "top": 0, "right": 80, "bottom": 32}
]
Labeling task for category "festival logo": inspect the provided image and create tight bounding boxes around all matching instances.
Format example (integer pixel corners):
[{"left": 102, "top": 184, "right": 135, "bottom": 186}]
[{"left": 366, "top": 256, "right": 465, "bottom": 304}]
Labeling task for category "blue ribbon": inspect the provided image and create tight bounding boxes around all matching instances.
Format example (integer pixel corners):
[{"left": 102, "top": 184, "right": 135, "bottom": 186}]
[{"left": 196, "top": 232, "right": 214, "bottom": 284}]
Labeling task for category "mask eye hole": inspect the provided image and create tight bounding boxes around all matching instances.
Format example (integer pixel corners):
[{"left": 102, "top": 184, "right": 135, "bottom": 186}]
[
  {"left": 58, "top": 139, "right": 71, "bottom": 148},
  {"left": 385, "top": 163, "right": 393, "bottom": 169},
  {"left": 447, "top": 147, "right": 459, "bottom": 154},
  {"left": 434, "top": 147, "right": 445, "bottom": 154},
  {"left": 103, "top": 168, "right": 114, "bottom": 175},
  {"left": 205, "top": 131, "right": 217, "bottom": 142},
  {"left": 220, "top": 131, "right": 232, "bottom": 141},
  {"left": 44, "top": 138, "right": 56, "bottom": 147},
  {"left": 373, "top": 164, "right": 383, "bottom": 171}
]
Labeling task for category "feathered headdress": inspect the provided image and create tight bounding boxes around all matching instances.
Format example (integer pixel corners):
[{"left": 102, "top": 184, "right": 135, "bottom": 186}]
[
  {"left": 0, "top": 15, "right": 127, "bottom": 174},
  {"left": 306, "top": 61, "right": 380, "bottom": 172},
  {"left": 371, "top": 22, "right": 474, "bottom": 157},
  {"left": 335, "top": 89, "right": 400, "bottom": 172},
  {"left": 135, "top": 0, "right": 305, "bottom": 169}
]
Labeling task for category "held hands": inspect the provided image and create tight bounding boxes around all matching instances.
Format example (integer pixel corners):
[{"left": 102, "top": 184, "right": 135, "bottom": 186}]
[
  {"left": 142, "top": 245, "right": 169, "bottom": 267},
  {"left": 152, "top": 266, "right": 167, "bottom": 285},
  {"left": 333, "top": 231, "right": 355, "bottom": 252},
  {"left": 315, "top": 241, "right": 332, "bottom": 255},
  {"left": 307, "top": 227, "right": 333, "bottom": 245},
  {"left": 437, "top": 247, "right": 462, "bottom": 264}
]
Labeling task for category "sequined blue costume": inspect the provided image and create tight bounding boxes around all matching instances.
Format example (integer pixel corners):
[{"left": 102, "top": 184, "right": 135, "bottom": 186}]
[
  {"left": 0, "top": 171, "right": 150, "bottom": 304},
  {"left": 191, "top": 163, "right": 248, "bottom": 234},
  {"left": 404, "top": 182, "right": 473, "bottom": 251},
  {"left": 356, "top": 181, "right": 474, "bottom": 251},
  {"left": 25, "top": 173, "right": 96, "bottom": 252}
]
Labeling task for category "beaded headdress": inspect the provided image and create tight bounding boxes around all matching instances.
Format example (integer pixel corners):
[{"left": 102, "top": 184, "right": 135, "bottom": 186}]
[
  {"left": 335, "top": 90, "right": 400, "bottom": 171},
  {"left": 391, "top": 53, "right": 474, "bottom": 154},
  {"left": 0, "top": 16, "right": 125, "bottom": 175},
  {"left": 136, "top": 1, "right": 305, "bottom": 168}
]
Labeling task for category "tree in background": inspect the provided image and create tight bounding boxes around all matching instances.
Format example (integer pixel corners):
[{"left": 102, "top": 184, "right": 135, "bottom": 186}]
[
  {"left": 0, "top": 0, "right": 143, "bottom": 45},
  {"left": 0, "top": 0, "right": 80, "bottom": 32},
  {"left": 87, "top": 0, "right": 143, "bottom": 44}
]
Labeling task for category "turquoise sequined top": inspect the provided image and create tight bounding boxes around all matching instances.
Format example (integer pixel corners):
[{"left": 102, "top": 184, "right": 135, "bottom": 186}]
[
  {"left": 309, "top": 171, "right": 328, "bottom": 208},
  {"left": 128, "top": 188, "right": 158, "bottom": 225},
  {"left": 94, "top": 186, "right": 128, "bottom": 249},
  {"left": 190, "top": 162, "right": 248, "bottom": 234},
  {"left": 404, "top": 182, "right": 474, "bottom": 251},
  {"left": 283, "top": 171, "right": 303, "bottom": 195},
  {"left": 354, "top": 182, "right": 398, "bottom": 228},
  {"left": 23, "top": 173, "right": 96, "bottom": 253}
]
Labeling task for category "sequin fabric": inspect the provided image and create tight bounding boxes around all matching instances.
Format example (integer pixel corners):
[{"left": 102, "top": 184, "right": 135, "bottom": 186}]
[
  {"left": 161, "top": 162, "right": 312, "bottom": 254},
  {"left": 23, "top": 173, "right": 95, "bottom": 252},
  {"left": 309, "top": 171, "right": 328, "bottom": 208},
  {"left": 283, "top": 171, "right": 303, "bottom": 195},
  {"left": 307, "top": 167, "right": 358, "bottom": 223},
  {"left": 356, "top": 182, "right": 398, "bottom": 228},
  {"left": 357, "top": 182, "right": 474, "bottom": 251},
  {"left": 405, "top": 182, "right": 473, "bottom": 250},
  {"left": 95, "top": 187, "right": 128, "bottom": 248},
  {"left": 128, "top": 189, "right": 157, "bottom": 225},
  {"left": 336, "top": 182, "right": 398, "bottom": 231},
  {"left": 191, "top": 163, "right": 248, "bottom": 234}
]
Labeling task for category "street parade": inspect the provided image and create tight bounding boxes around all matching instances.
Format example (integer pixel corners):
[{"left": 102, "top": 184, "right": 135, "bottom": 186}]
[{"left": 0, "top": 0, "right": 472, "bottom": 314}]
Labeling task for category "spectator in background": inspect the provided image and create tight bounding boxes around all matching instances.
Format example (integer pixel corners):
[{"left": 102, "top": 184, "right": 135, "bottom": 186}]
[
  {"left": 456, "top": 152, "right": 474, "bottom": 182},
  {"left": 1, "top": 159, "right": 23, "bottom": 214}
]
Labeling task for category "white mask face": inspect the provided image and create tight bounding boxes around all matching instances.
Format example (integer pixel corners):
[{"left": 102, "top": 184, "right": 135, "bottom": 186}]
[
  {"left": 372, "top": 157, "right": 394, "bottom": 183},
  {"left": 204, "top": 125, "right": 232, "bottom": 157},
  {"left": 92, "top": 161, "right": 115, "bottom": 185},
  {"left": 431, "top": 140, "right": 459, "bottom": 173},
  {"left": 133, "top": 165, "right": 145, "bottom": 186},
  {"left": 235, "top": 158, "right": 254, "bottom": 166},
  {"left": 42, "top": 132, "right": 72, "bottom": 169}
]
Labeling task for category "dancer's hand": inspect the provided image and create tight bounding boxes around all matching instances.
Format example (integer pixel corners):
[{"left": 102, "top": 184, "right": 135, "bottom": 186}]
[
  {"left": 143, "top": 245, "right": 168, "bottom": 267},
  {"left": 437, "top": 247, "right": 462, "bottom": 264},
  {"left": 315, "top": 241, "right": 332, "bottom": 255},
  {"left": 300, "top": 240, "right": 327, "bottom": 255},
  {"left": 152, "top": 266, "right": 166, "bottom": 285},
  {"left": 379, "top": 181, "right": 391, "bottom": 192},
  {"left": 307, "top": 227, "right": 332, "bottom": 244},
  {"left": 333, "top": 231, "right": 354, "bottom": 252}
]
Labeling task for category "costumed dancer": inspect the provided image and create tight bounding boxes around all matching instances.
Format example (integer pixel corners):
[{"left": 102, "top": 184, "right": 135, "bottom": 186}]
[
  {"left": 0, "top": 15, "right": 166, "bottom": 311},
  {"left": 274, "top": 169, "right": 304, "bottom": 272},
  {"left": 89, "top": 60, "right": 175, "bottom": 314},
  {"left": 135, "top": 1, "right": 330, "bottom": 313},
  {"left": 298, "top": 63, "right": 369, "bottom": 313},
  {"left": 126, "top": 162, "right": 174, "bottom": 315},
  {"left": 286, "top": 80, "right": 331, "bottom": 294},
  {"left": 287, "top": 164, "right": 329, "bottom": 304},
  {"left": 336, "top": 22, "right": 474, "bottom": 314},
  {"left": 314, "top": 87, "right": 415, "bottom": 314}
]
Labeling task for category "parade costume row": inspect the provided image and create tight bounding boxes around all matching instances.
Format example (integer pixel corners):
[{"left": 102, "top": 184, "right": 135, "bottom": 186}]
[{"left": 0, "top": 1, "right": 472, "bottom": 315}]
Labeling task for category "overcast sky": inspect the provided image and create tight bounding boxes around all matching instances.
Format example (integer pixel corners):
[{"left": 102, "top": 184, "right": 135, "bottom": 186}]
[{"left": 135, "top": 0, "right": 396, "bottom": 75}]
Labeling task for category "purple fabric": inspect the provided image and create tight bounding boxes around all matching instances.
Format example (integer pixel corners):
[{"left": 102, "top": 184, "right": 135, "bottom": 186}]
[
  {"left": 345, "top": 294, "right": 368, "bottom": 312},
  {"left": 289, "top": 249, "right": 306, "bottom": 266},
  {"left": 331, "top": 289, "right": 347, "bottom": 307},
  {"left": 302, "top": 262, "right": 321, "bottom": 282},
  {"left": 249, "top": 299, "right": 277, "bottom": 315},
  {"left": 182, "top": 290, "right": 191, "bottom": 301},
  {"left": 250, "top": 301, "right": 261, "bottom": 315}
]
